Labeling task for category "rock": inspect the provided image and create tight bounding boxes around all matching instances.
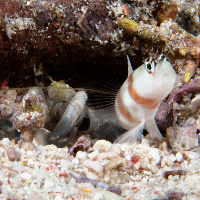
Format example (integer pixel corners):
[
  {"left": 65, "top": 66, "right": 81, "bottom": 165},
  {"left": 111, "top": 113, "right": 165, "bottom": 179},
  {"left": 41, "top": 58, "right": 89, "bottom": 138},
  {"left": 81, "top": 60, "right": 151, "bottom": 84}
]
[
  {"left": 11, "top": 89, "right": 48, "bottom": 131},
  {"left": 18, "top": 140, "right": 36, "bottom": 151},
  {"left": 155, "top": 102, "right": 173, "bottom": 131},
  {"left": 0, "top": 0, "right": 122, "bottom": 87},
  {"left": 83, "top": 159, "right": 103, "bottom": 174},
  {"left": 166, "top": 123, "right": 199, "bottom": 150},
  {"left": 6, "top": 147, "right": 17, "bottom": 161}
]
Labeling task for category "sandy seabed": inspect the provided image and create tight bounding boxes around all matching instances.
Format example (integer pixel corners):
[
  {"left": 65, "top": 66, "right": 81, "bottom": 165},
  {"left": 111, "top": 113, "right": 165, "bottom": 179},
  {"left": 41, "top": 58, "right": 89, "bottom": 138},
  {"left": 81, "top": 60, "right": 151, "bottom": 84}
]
[{"left": 0, "top": 138, "right": 199, "bottom": 200}]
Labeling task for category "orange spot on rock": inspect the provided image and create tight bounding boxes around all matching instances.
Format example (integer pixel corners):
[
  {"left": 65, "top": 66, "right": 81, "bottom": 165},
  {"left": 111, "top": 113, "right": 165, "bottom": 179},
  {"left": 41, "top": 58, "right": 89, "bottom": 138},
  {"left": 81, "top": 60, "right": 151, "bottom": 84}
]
[{"left": 122, "top": 4, "right": 129, "bottom": 16}]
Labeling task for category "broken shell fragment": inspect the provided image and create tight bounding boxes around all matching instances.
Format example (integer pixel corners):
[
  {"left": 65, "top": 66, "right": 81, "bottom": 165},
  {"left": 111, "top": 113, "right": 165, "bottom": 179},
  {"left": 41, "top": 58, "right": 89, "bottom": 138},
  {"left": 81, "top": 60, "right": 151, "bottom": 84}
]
[
  {"left": 155, "top": 102, "right": 173, "bottom": 131},
  {"left": 70, "top": 135, "right": 91, "bottom": 156}
]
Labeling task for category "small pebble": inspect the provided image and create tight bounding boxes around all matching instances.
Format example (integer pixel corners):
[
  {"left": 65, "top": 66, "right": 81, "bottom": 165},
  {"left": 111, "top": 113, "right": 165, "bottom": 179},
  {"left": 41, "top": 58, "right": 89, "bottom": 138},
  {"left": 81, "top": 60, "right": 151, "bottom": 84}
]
[
  {"left": 176, "top": 152, "right": 183, "bottom": 162},
  {"left": 1, "top": 138, "right": 11, "bottom": 147},
  {"left": 27, "top": 159, "right": 35, "bottom": 167},
  {"left": 76, "top": 151, "right": 87, "bottom": 160},
  {"left": 6, "top": 147, "right": 17, "bottom": 161},
  {"left": 18, "top": 140, "right": 36, "bottom": 151},
  {"left": 83, "top": 160, "right": 103, "bottom": 173},
  {"left": 93, "top": 140, "right": 112, "bottom": 149},
  {"left": 20, "top": 172, "right": 32, "bottom": 180}
]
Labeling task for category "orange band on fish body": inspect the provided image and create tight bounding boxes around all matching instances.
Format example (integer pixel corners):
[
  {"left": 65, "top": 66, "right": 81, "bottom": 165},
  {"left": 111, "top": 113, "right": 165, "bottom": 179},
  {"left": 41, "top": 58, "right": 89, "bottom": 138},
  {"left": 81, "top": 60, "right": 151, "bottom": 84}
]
[
  {"left": 128, "top": 74, "right": 133, "bottom": 84},
  {"left": 128, "top": 81, "right": 159, "bottom": 110},
  {"left": 116, "top": 89, "right": 141, "bottom": 124}
]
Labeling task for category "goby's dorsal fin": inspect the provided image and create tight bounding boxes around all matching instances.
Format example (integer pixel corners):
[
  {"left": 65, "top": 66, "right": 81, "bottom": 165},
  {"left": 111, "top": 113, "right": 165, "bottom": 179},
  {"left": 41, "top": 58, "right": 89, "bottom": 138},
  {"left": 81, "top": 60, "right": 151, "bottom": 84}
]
[{"left": 127, "top": 55, "right": 133, "bottom": 77}]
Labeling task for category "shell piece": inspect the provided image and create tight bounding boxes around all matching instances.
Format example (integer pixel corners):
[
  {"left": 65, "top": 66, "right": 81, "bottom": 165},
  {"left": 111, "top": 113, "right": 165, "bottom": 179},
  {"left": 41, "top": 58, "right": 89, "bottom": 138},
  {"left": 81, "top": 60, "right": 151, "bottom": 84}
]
[
  {"left": 115, "top": 55, "right": 177, "bottom": 143},
  {"left": 163, "top": 170, "right": 186, "bottom": 179},
  {"left": 50, "top": 91, "right": 87, "bottom": 140},
  {"left": 107, "top": 157, "right": 124, "bottom": 169},
  {"left": 11, "top": 89, "right": 48, "bottom": 131},
  {"left": 70, "top": 135, "right": 91, "bottom": 156}
]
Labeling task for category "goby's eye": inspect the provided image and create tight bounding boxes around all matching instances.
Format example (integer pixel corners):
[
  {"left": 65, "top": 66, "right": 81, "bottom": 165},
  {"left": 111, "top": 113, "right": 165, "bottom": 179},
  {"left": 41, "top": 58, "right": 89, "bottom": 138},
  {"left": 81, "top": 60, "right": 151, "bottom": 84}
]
[
  {"left": 145, "top": 57, "right": 155, "bottom": 73},
  {"left": 145, "top": 62, "right": 155, "bottom": 73},
  {"left": 146, "top": 63, "right": 152, "bottom": 71}
]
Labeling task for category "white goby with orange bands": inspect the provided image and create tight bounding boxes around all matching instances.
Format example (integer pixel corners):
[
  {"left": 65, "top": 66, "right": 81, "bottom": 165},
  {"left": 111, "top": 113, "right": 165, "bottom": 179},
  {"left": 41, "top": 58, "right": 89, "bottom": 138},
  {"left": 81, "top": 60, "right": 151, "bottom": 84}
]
[{"left": 115, "top": 55, "right": 177, "bottom": 144}]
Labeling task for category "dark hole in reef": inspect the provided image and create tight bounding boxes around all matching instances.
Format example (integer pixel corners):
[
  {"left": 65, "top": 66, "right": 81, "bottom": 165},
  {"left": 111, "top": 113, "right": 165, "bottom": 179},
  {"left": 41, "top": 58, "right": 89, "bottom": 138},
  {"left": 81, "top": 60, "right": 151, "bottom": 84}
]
[
  {"left": 79, "top": 39, "right": 85, "bottom": 45},
  {"left": 43, "top": 54, "right": 128, "bottom": 90}
]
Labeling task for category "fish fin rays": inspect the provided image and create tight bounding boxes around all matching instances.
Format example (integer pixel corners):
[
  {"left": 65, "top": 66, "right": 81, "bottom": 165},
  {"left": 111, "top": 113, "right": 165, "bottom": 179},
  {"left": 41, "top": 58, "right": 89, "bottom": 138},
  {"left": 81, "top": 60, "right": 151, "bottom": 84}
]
[
  {"left": 145, "top": 120, "right": 163, "bottom": 141},
  {"left": 115, "top": 121, "right": 145, "bottom": 144},
  {"left": 127, "top": 55, "right": 133, "bottom": 77}
]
